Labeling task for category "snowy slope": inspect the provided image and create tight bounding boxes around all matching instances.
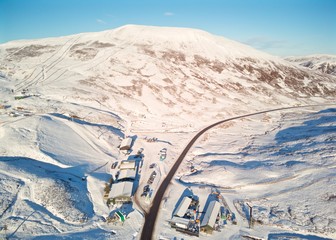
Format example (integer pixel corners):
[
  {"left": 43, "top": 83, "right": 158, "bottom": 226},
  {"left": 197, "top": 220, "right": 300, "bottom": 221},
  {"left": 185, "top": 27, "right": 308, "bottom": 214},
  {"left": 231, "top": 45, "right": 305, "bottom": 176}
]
[
  {"left": 285, "top": 54, "right": 336, "bottom": 76},
  {"left": 161, "top": 108, "right": 336, "bottom": 239},
  {"left": 0, "top": 25, "right": 335, "bottom": 239}
]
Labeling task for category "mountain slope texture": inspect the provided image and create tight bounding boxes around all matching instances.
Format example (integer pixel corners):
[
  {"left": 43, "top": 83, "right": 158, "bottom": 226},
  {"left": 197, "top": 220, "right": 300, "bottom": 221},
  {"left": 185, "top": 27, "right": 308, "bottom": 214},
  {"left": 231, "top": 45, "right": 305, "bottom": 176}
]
[{"left": 285, "top": 54, "right": 336, "bottom": 76}]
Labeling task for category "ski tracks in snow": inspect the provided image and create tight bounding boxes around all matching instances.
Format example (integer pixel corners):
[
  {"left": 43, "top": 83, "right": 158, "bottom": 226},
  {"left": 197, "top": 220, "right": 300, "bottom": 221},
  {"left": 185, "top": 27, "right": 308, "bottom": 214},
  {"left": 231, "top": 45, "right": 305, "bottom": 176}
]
[{"left": 15, "top": 36, "right": 81, "bottom": 92}]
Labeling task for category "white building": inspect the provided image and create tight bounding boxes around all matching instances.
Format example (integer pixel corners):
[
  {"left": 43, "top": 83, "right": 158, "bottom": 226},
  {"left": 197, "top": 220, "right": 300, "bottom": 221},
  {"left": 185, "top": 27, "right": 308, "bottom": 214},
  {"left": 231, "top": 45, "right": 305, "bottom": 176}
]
[
  {"left": 170, "top": 216, "right": 190, "bottom": 230},
  {"left": 119, "top": 137, "right": 133, "bottom": 150},
  {"left": 118, "top": 169, "right": 136, "bottom": 181},
  {"left": 108, "top": 181, "right": 133, "bottom": 204},
  {"left": 201, "top": 201, "right": 221, "bottom": 232},
  {"left": 173, "top": 196, "right": 192, "bottom": 217}
]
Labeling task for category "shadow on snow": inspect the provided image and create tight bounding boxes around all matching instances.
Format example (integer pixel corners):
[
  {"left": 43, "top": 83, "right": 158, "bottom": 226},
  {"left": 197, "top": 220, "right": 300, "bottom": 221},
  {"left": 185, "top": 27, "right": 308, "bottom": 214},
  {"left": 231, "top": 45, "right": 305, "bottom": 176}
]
[{"left": 50, "top": 112, "right": 124, "bottom": 138}]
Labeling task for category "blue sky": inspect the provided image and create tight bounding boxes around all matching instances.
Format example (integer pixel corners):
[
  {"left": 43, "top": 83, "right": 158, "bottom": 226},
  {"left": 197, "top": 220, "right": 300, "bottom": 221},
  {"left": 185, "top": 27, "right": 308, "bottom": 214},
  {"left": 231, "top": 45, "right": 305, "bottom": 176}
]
[{"left": 0, "top": 0, "right": 335, "bottom": 56}]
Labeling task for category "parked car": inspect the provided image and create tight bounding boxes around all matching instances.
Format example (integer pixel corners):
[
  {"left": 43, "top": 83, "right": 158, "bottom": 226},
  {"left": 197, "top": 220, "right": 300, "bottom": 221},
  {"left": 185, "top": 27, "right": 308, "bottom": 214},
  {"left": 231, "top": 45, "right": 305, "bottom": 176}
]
[
  {"left": 149, "top": 163, "right": 157, "bottom": 169},
  {"left": 135, "top": 148, "right": 144, "bottom": 158},
  {"left": 111, "top": 161, "right": 118, "bottom": 169},
  {"left": 160, "top": 148, "right": 167, "bottom": 161},
  {"left": 147, "top": 171, "right": 157, "bottom": 184},
  {"left": 143, "top": 184, "right": 150, "bottom": 192},
  {"left": 141, "top": 185, "right": 150, "bottom": 197},
  {"left": 147, "top": 178, "right": 154, "bottom": 184},
  {"left": 151, "top": 171, "right": 157, "bottom": 178}
]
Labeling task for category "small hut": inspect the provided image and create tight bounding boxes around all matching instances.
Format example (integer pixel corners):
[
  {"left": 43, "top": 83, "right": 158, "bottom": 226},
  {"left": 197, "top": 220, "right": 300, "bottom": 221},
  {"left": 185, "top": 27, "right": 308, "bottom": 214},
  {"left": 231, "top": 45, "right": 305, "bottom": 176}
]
[{"left": 119, "top": 137, "right": 133, "bottom": 151}]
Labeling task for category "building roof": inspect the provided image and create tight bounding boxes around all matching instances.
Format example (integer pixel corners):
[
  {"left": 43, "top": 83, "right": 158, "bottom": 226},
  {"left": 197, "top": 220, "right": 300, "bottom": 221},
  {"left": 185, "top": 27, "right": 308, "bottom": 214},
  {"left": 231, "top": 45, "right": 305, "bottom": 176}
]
[
  {"left": 120, "top": 137, "right": 133, "bottom": 150},
  {"left": 118, "top": 169, "right": 136, "bottom": 180},
  {"left": 119, "top": 160, "right": 136, "bottom": 170},
  {"left": 201, "top": 201, "right": 221, "bottom": 228},
  {"left": 173, "top": 196, "right": 192, "bottom": 217},
  {"left": 108, "top": 181, "right": 133, "bottom": 199}
]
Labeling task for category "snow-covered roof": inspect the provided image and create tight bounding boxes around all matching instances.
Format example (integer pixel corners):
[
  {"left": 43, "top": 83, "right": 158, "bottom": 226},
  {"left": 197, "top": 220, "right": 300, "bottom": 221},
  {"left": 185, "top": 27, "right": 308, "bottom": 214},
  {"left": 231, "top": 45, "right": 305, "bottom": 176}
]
[
  {"left": 201, "top": 201, "right": 221, "bottom": 228},
  {"left": 118, "top": 169, "right": 136, "bottom": 180},
  {"left": 119, "top": 137, "right": 133, "bottom": 150},
  {"left": 108, "top": 182, "right": 133, "bottom": 199},
  {"left": 173, "top": 196, "right": 192, "bottom": 217},
  {"left": 119, "top": 160, "right": 136, "bottom": 170}
]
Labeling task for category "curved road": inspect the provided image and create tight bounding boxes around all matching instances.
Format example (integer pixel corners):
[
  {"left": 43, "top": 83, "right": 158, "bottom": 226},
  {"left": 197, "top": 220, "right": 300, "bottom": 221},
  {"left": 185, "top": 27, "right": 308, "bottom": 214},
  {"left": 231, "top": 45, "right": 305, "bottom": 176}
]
[{"left": 140, "top": 104, "right": 335, "bottom": 240}]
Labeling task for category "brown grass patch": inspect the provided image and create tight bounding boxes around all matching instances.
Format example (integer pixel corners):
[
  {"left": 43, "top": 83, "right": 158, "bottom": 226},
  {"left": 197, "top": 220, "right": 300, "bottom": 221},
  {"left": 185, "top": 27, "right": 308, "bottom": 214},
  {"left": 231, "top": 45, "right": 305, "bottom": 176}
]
[
  {"left": 90, "top": 41, "right": 115, "bottom": 48},
  {"left": 193, "top": 55, "right": 228, "bottom": 73},
  {"left": 8, "top": 45, "right": 56, "bottom": 60},
  {"left": 136, "top": 44, "right": 157, "bottom": 57},
  {"left": 162, "top": 50, "right": 186, "bottom": 62},
  {"left": 70, "top": 48, "right": 98, "bottom": 61},
  {"left": 194, "top": 55, "right": 211, "bottom": 67},
  {"left": 162, "top": 78, "right": 173, "bottom": 84}
]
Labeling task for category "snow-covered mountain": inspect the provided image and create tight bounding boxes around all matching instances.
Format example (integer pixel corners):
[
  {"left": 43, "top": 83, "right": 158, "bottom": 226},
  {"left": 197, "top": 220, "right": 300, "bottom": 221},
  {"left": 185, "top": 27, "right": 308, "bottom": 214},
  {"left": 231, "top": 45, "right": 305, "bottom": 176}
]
[
  {"left": 285, "top": 54, "right": 336, "bottom": 76},
  {"left": 1, "top": 25, "right": 335, "bottom": 126},
  {"left": 0, "top": 25, "right": 335, "bottom": 239}
]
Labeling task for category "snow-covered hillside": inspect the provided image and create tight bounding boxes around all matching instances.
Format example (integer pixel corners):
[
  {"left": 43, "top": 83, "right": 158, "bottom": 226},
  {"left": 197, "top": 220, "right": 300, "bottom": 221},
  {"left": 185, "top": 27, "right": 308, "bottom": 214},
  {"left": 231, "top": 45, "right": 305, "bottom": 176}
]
[
  {"left": 0, "top": 25, "right": 335, "bottom": 239},
  {"left": 285, "top": 55, "right": 336, "bottom": 76},
  {"left": 158, "top": 107, "right": 336, "bottom": 240},
  {"left": 1, "top": 25, "right": 335, "bottom": 126}
]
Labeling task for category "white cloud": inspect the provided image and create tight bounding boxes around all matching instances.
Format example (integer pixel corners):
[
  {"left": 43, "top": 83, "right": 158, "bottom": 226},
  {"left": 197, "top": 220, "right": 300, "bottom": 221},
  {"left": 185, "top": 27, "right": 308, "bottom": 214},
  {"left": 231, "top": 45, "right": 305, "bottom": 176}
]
[
  {"left": 96, "top": 19, "right": 107, "bottom": 25},
  {"left": 164, "top": 12, "right": 174, "bottom": 16}
]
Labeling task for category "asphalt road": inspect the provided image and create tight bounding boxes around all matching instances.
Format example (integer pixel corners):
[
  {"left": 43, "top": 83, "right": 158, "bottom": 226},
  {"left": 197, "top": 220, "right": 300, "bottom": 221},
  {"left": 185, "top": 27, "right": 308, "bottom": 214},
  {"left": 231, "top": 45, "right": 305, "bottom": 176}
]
[{"left": 140, "top": 104, "right": 335, "bottom": 240}]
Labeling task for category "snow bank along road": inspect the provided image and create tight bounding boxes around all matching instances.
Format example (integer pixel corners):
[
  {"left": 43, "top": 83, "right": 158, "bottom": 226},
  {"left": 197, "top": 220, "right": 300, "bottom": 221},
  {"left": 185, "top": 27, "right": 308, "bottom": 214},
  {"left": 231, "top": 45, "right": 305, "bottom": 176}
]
[{"left": 140, "top": 104, "right": 336, "bottom": 240}]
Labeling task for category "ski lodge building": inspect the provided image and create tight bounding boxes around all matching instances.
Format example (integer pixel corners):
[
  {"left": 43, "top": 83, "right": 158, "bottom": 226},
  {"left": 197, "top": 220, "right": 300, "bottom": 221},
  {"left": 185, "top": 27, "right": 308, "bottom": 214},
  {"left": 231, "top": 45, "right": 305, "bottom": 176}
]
[
  {"left": 200, "top": 200, "right": 221, "bottom": 233},
  {"left": 173, "top": 196, "right": 192, "bottom": 217},
  {"left": 108, "top": 163, "right": 137, "bottom": 204},
  {"left": 108, "top": 181, "right": 133, "bottom": 204}
]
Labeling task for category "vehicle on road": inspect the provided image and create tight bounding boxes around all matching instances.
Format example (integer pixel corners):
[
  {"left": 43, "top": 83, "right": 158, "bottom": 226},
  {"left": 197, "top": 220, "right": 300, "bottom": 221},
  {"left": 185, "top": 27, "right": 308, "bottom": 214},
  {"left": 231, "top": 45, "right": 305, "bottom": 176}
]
[{"left": 149, "top": 163, "right": 157, "bottom": 169}]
